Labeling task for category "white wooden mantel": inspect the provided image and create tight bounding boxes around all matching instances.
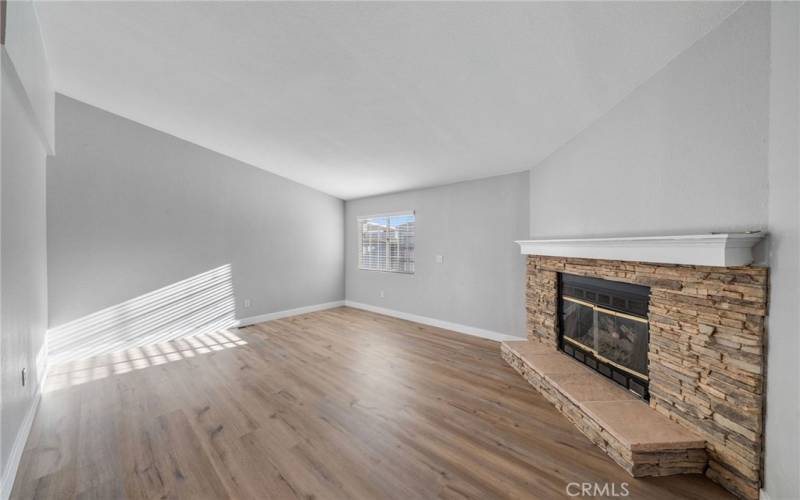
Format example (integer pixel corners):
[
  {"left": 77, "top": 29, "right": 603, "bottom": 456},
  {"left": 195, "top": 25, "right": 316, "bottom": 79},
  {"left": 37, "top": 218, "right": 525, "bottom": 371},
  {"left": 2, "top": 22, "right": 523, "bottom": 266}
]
[{"left": 515, "top": 233, "right": 765, "bottom": 267}]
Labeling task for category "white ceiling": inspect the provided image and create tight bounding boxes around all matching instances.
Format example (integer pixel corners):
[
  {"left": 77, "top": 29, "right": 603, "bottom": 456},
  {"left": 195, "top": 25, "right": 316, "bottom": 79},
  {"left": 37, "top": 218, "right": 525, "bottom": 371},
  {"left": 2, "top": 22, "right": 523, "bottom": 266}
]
[{"left": 36, "top": 1, "right": 742, "bottom": 200}]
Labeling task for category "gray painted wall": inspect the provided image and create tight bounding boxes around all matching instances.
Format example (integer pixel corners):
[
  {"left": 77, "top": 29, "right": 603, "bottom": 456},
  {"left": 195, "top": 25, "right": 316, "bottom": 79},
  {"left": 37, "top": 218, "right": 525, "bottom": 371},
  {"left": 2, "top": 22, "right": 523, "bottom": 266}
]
[
  {"left": 47, "top": 95, "right": 344, "bottom": 331},
  {"left": 345, "top": 171, "right": 529, "bottom": 338},
  {"left": 0, "top": 53, "right": 49, "bottom": 489},
  {"left": 529, "top": 3, "right": 769, "bottom": 239},
  {"left": 528, "top": 3, "right": 798, "bottom": 498},
  {"left": 765, "top": 3, "right": 800, "bottom": 499}
]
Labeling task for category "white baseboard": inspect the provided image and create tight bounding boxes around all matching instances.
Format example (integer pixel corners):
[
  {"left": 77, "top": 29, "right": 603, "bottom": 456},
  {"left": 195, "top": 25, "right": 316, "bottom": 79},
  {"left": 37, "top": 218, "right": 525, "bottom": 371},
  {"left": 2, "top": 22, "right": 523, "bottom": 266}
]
[
  {"left": 344, "top": 300, "right": 521, "bottom": 343},
  {"left": 237, "top": 300, "right": 345, "bottom": 327},
  {"left": 236, "top": 299, "right": 522, "bottom": 344},
  {"left": 0, "top": 367, "right": 46, "bottom": 500}
]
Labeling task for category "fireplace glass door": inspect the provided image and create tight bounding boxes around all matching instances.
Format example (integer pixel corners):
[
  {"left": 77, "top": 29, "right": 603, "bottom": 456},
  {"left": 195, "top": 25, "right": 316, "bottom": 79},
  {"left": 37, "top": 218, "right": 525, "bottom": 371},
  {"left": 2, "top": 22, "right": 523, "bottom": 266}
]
[
  {"left": 595, "top": 309, "right": 649, "bottom": 379},
  {"left": 559, "top": 274, "right": 650, "bottom": 399}
]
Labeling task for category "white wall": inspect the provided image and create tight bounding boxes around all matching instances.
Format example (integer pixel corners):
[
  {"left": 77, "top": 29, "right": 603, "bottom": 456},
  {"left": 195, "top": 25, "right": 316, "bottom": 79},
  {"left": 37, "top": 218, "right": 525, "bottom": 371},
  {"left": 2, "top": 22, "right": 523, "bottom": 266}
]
[
  {"left": 47, "top": 95, "right": 344, "bottom": 332},
  {"left": 345, "top": 171, "right": 529, "bottom": 339},
  {"left": 527, "top": 3, "right": 798, "bottom": 498},
  {"left": 764, "top": 3, "right": 800, "bottom": 499},
  {"left": 0, "top": 3, "right": 51, "bottom": 494},
  {"left": 529, "top": 2, "right": 769, "bottom": 239}
]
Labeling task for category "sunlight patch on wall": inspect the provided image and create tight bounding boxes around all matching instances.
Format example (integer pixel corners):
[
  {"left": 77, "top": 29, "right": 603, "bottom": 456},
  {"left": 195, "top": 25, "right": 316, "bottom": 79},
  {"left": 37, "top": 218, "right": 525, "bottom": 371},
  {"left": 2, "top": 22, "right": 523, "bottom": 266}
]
[{"left": 47, "top": 264, "right": 239, "bottom": 365}]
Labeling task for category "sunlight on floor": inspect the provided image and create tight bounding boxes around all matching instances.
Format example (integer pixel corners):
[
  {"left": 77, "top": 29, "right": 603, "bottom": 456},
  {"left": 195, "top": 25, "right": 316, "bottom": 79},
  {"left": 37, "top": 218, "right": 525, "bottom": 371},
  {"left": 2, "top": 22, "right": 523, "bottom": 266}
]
[{"left": 44, "top": 329, "right": 247, "bottom": 393}]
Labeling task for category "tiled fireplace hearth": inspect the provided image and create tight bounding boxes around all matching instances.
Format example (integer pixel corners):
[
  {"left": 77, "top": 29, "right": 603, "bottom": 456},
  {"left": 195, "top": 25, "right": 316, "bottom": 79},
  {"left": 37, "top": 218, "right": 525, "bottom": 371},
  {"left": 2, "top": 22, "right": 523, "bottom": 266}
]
[{"left": 502, "top": 245, "right": 768, "bottom": 500}]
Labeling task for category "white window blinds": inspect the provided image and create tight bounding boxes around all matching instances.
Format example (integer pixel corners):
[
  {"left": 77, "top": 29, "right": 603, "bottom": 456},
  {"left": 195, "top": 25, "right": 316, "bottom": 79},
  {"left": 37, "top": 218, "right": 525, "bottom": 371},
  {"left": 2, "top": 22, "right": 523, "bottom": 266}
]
[{"left": 358, "top": 212, "right": 415, "bottom": 274}]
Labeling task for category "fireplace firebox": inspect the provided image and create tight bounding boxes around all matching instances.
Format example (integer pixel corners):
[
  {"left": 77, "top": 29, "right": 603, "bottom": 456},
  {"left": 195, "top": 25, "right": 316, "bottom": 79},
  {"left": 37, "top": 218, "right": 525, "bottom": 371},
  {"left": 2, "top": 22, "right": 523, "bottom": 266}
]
[{"left": 558, "top": 274, "right": 650, "bottom": 399}]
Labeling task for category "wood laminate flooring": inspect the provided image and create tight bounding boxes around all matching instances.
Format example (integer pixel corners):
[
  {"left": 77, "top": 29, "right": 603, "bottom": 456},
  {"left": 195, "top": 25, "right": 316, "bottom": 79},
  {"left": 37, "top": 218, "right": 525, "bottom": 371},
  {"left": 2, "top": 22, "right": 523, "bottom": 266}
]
[{"left": 11, "top": 307, "right": 732, "bottom": 499}]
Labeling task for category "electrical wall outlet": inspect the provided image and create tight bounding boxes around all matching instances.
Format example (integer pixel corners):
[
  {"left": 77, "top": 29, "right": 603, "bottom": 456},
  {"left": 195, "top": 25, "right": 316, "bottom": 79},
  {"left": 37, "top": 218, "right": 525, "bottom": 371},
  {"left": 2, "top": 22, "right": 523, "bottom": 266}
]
[
  {"left": 379, "top": 290, "right": 385, "bottom": 298},
  {"left": 244, "top": 299, "right": 252, "bottom": 308},
  {"left": 436, "top": 255, "right": 444, "bottom": 264}
]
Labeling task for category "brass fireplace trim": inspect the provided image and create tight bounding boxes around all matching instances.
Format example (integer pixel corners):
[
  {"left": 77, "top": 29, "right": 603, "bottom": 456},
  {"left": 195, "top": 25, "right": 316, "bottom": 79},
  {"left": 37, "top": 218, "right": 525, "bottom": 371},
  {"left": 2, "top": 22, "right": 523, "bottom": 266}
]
[
  {"left": 561, "top": 336, "right": 649, "bottom": 381},
  {"left": 562, "top": 296, "right": 649, "bottom": 323}
]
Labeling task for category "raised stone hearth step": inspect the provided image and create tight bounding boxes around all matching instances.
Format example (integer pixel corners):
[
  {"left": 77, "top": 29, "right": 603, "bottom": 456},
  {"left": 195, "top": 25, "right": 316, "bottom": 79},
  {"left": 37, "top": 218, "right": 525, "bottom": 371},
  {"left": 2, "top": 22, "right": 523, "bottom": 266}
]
[{"left": 501, "top": 340, "right": 707, "bottom": 477}]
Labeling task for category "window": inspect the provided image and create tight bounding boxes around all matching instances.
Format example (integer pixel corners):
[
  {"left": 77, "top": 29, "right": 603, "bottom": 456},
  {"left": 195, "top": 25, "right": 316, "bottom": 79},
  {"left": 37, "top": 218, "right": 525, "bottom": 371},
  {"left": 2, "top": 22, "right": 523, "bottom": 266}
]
[{"left": 358, "top": 212, "right": 415, "bottom": 274}]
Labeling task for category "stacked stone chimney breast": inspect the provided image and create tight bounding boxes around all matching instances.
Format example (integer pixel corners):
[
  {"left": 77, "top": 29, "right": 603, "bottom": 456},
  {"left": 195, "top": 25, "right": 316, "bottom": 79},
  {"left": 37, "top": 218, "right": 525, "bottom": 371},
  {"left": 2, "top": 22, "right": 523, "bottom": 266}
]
[{"left": 524, "top": 255, "right": 767, "bottom": 500}]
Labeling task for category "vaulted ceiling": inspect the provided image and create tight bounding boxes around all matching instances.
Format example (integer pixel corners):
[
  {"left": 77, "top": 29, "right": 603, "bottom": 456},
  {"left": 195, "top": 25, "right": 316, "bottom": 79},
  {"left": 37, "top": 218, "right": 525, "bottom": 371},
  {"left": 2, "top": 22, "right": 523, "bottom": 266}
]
[{"left": 36, "top": 1, "right": 742, "bottom": 199}]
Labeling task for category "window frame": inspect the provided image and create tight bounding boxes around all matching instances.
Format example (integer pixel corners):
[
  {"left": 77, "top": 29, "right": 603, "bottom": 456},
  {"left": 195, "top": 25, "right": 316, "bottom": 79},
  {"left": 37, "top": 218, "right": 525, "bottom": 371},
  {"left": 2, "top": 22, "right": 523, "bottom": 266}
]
[{"left": 357, "top": 211, "right": 416, "bottom": 275}]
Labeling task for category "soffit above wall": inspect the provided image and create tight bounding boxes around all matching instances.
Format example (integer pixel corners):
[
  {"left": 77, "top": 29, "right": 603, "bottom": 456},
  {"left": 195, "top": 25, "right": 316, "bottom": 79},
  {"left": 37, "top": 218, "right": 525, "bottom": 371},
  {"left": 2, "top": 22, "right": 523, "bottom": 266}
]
[{"left": 4, "top": 0, "right": 54, "bottom": 152}]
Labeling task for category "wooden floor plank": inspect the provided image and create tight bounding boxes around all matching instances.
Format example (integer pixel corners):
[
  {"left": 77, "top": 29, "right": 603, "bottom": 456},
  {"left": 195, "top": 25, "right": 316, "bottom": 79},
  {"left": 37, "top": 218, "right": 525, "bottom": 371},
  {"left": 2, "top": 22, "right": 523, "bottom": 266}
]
[{"left": 11, "top": 307, "right": 732, "bottom": 499}]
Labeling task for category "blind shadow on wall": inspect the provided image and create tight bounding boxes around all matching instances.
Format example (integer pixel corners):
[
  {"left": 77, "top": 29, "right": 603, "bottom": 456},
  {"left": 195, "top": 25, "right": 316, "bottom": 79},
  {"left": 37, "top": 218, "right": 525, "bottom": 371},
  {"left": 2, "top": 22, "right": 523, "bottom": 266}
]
[{"left": 47, "top": 264, "right": 239, "bottom": 367}]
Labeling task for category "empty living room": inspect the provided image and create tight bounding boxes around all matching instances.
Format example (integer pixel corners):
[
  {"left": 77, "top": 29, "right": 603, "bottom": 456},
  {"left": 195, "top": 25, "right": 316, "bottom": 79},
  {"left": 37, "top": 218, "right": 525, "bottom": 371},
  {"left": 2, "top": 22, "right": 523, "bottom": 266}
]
[{"left": 2, "top": 1, "right": 799, "bottom": 499}]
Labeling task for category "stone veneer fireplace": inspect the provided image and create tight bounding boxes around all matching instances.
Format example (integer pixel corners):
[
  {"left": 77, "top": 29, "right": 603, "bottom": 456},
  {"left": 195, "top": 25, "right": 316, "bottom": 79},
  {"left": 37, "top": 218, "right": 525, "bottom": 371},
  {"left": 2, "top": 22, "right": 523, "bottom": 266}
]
[{"left": 506, "top": 247, "right": 768, "bottom": 500}]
